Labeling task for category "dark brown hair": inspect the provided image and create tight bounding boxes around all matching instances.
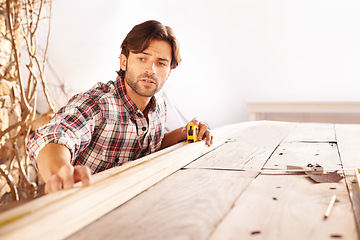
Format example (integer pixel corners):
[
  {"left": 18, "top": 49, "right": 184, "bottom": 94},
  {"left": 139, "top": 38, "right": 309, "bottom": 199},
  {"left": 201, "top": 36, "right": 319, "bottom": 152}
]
[{"left": 117, "top": 20, "right": 181, "bottom": 78}]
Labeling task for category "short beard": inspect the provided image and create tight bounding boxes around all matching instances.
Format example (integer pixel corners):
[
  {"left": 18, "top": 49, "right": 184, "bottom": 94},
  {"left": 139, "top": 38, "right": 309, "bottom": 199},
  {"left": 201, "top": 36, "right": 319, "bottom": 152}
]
[{"left": 125, "top": 73, "right": 160, "bottom": 97}]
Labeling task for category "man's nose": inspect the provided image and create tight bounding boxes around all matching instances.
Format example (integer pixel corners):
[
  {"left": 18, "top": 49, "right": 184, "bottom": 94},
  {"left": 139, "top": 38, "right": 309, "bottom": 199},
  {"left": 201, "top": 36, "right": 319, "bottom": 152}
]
[{"left": 145, "top": 61, "right": 156, "bottom": 75}]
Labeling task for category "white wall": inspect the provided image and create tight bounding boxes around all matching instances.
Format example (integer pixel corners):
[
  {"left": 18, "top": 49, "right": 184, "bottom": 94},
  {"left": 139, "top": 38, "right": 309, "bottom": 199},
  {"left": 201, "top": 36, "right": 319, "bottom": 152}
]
[{"left": 42, "top": 0, "right": 360, "bottom": 130}]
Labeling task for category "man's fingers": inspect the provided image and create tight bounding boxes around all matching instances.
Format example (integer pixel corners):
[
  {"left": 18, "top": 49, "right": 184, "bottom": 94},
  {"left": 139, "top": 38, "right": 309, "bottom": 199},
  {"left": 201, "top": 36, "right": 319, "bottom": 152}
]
[
  {"left": 197, "top": 122, "right": 208, "bottom": 141},
  {"left": 205, "top": 132, "right": 214, "bottom": 147},
  {"left": 189, "top": 118, "right": 199, "bottom": 126},
  {"left": 44, "top": 165, "right": 91, "bottom": 194},
  {"left": 74, "top": 166, "right": 91, "bottom": 186},
  {"left": 45, "top": 174, "right": 63, "bottom": 194},
  {"left": 202, "top": 129, "right": 213, "bottom": 146},
  {"left": 57, "top": 164, "right": 75, "bottom": 190}
]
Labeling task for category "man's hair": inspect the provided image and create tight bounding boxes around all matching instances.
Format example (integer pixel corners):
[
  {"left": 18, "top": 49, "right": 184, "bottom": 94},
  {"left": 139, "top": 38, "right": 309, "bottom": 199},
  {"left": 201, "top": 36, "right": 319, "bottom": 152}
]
[{"left": 117, "top": 20, "right": 181, "bottom": 78}]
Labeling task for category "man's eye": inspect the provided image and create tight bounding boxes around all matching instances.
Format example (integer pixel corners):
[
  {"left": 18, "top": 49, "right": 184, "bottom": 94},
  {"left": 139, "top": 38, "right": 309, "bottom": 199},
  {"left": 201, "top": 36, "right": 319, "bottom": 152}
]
[
  {"left": 138, "top": 57, "right": 145, "bottom": 61},
  {"left": 158, "top": 62, "right": 167, "bottom": 66}
]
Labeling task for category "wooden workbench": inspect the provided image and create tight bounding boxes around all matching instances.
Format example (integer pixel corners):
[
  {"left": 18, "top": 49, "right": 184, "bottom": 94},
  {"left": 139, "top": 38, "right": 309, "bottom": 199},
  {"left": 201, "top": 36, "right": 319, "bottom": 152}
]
[{"left": 1, "top": 121, "right": 360, "bottom": 239}]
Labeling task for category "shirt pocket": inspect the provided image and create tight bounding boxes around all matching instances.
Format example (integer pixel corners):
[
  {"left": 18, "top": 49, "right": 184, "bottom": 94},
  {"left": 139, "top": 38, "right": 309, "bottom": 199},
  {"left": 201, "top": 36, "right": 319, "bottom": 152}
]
[{"left": 91, "top": 119, "right": 137, "bottom": 172}]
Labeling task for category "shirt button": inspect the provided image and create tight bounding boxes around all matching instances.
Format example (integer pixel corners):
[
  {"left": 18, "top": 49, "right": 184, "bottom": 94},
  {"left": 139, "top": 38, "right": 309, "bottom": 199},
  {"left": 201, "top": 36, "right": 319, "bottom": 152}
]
[
  {"left": 142, "top": 126, "right": 147, "bottom": 131},
  {"left": 114, "top": 157, "right": 120, "bottom": 163}
]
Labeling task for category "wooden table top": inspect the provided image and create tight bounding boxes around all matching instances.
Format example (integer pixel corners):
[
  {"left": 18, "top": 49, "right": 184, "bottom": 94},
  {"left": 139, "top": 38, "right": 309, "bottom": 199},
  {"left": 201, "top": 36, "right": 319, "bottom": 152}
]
[
  {"left": 67, "top": 121, "right": 360, "bottom": 240},
  {"left": 1, "top": 121, "right": 360, "bottom": 240}
]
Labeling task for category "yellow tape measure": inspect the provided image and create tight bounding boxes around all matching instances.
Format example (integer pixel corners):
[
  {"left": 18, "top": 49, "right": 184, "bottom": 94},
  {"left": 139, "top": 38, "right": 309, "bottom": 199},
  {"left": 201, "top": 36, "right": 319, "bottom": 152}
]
[{"left": 187, "top": 123, "right": 199, "bottom": 142}]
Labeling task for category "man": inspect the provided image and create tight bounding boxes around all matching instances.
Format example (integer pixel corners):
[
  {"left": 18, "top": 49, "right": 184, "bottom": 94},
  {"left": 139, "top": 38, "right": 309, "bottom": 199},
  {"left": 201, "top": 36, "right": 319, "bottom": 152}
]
[{"left": 27, "top": 20, "right": 213, "bottom": 194}]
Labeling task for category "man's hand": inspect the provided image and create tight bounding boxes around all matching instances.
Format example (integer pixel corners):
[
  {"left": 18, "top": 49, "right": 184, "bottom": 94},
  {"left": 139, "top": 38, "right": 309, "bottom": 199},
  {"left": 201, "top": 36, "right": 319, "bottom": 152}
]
[
  {"left": 187, "top": 118, "right": 213, "bottom": 146},
  {"left": 37, "top": 143, "right": 91, "bottom": 194},
  {"left": 45, "top": 164, "right": 91, "bottom": 194},
  {"left": 160, "top": 117, "right": 214, "bottom": 150}
]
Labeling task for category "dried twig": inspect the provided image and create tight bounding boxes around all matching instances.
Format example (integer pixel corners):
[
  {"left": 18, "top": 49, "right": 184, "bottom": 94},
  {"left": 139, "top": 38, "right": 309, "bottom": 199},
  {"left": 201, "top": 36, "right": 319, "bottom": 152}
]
[
  {"left": 0, "top": 168, "right": 19, "bottom": 201},
  {"left": 5, "top": 0, "right": 30, "bottom": 112},
  {"left": 1, "top": 0, "right": 54, "bottom": 203}
]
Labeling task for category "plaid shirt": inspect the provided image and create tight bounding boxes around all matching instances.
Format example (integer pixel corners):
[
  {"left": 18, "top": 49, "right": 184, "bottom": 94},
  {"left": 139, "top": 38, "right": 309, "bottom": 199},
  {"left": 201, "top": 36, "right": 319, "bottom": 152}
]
[{"left": 27, "top": 76, "right": 167, "bottom": 174}]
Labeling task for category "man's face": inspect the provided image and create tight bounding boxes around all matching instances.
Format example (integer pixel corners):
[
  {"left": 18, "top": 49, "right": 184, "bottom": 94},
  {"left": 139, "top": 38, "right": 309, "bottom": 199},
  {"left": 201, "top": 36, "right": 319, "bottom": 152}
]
[{"left": 120, "top": 40, "right": 172, "bottom": 98}]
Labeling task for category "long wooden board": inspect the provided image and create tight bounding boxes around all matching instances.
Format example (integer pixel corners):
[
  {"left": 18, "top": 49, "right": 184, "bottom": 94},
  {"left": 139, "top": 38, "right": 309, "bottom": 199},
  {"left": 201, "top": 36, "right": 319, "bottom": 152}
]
[
  {"left": 0, "top": 124, "right": 231, "bottom": 240},
  {"left": 262, "top": 122, "right": 340, "bottom": 171},
  {"left": 209, "top": 122, "right": 358, "bottom": 239},
  {"left": 209, "top": 174, "right": 357, "bottom": 240},
  {"left": 263, "top": 141, "right": 341, "bottom": 171},
  {"left": 335, "top": 124, "right": 360, "bottom": 169},
  {"left": 67, "top": 169, "right": 257, "bottom": 240},
  {"left": 283, "top": 123, "right": 336, "bottom": 143},
  {"left": 68, "top": 121, "right": 295, "bottom": 239},
  {"left": 186, "top": 121, "right": 296, "bottom": 170},
  {"left": 335, "top": 124, "right": 360, "bottom": 235}
]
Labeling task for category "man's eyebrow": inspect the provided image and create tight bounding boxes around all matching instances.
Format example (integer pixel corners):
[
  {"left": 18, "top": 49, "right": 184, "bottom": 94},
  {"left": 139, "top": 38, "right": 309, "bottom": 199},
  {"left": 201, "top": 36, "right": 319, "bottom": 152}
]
[
  {"left": 159, "top": 57, "right": 170, "bottom": 62},
  {"left": 141, "top": 51, "right": 170, "bottom": 62},
  {"left": 141, "top": 51, "right": 152, "bottom": 56}
]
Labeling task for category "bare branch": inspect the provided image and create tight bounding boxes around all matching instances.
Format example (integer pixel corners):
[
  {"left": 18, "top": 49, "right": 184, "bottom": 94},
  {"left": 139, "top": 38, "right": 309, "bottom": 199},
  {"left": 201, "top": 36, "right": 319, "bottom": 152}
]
[
  {"left": 1, "top": 0, "right": 54, "bottom": 203},
  {"left": 5, "top": 0, "right": 31, "bottom": 112},
  {"left": 0, "top": 167, "right": 19, "bottom": 201}
]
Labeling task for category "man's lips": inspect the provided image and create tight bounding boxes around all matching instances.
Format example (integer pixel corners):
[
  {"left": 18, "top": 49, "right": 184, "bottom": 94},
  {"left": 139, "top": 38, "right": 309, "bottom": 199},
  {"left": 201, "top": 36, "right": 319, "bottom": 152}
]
[{"left": 141, "top": 78, "right": 157, "bottom": 85}]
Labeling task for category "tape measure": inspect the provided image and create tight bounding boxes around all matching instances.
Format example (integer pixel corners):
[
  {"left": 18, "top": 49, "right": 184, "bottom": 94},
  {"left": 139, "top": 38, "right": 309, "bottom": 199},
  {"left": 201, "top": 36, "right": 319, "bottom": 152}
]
[{"left": 187, "top": 123, "right": 199, "bottom": 142}]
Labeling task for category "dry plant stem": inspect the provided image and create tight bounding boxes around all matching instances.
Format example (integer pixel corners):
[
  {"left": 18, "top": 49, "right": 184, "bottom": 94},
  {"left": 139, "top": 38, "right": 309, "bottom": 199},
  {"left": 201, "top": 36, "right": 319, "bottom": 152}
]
[
  {"left": 43, "top": 0, "right": 52, "bottom": 72},
  {"left": 21, "top": 0, "right": 56, "bottom": 113},
  {"left": 0, "top": 168, "right": 19, "bottom": 201},
  {"left": 3, "top": 110, "right": 53, "bottom": 140},
  {"left": 5, "top": 0, "right": 31, "bottom": 112},
  {"left": 1, "top": 0, "right": 54, "bottom": 202},
  {"left": 30, "top": 0, "right": 44, "bottom": 37},
  {"left": 2, "top": 1, "right": 31, "bottom": 143},
  {"left": 0, "top": 114, "right": 30, "bottom": 140},
  {"left": 26, "top": 63, "right": 38, "bottom": 101},
  {"left": 14, "top": 145, "right": 32, "bottom": 189},
  {"left": 33, "top": 55, "right": 56, "bottom": 112},
  {"left": 1, "top": 0, "right": 55, "bottom": 140},
  {"left": 24, "top": 128, "right": 32, "bottom": 175},
  {"left": 40, "top": 2, "right": 55, "bottom": 113}
]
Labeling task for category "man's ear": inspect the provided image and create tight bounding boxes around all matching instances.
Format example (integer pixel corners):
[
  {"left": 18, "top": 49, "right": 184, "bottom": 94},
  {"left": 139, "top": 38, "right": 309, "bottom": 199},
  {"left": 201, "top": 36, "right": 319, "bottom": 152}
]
[{"left": 120, "top": 54, "right": 127, "bottom": 71}]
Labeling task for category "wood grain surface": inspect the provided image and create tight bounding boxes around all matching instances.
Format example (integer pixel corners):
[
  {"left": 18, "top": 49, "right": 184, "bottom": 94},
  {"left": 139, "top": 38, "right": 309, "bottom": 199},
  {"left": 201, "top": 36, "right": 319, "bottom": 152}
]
[
  {"left": 67, "top": 169, "right": 257, "bottom": 240},
  {"left": 2, "top": 121, "right": 360, "bottom": 240},
  {"left": 209, "top": 174, "right": 356, "bottom": 240},
  {"left": 335, "top": 124, "right": 360, "bottom": 236}
]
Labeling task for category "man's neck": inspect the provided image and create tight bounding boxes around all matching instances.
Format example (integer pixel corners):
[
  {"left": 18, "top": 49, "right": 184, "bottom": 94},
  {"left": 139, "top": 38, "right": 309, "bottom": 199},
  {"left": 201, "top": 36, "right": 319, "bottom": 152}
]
[{"left": 124, "top": 84, "right": 151, "bottom": 113}]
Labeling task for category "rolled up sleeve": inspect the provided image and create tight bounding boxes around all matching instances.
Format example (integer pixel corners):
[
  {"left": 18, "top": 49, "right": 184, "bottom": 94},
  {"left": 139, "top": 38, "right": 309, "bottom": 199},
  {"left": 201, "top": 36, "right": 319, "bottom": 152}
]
[{"left": 26, "top": 94, "right": 101, "bottom": 169}]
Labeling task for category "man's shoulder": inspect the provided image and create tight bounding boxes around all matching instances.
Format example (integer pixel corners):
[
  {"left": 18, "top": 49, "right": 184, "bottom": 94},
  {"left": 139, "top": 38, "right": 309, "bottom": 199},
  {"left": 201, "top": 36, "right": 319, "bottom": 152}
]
[
  {"left": 86, "top": 81, "right": 116, "bottom": 98},
  {"left": 69, "top": 81, "right": 117, "bottom": 103},
  {"left": 63, "top": 80, "right": 122, "bottom": 112}
]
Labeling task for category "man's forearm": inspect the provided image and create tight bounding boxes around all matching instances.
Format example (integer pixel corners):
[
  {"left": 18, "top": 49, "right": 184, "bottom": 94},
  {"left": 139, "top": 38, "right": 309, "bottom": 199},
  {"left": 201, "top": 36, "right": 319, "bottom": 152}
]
[
  {"left": 159, "top": 127, "right": 187, "bottom": 150},
  {"left": 37, "top": 143, "right": 72, "bottom": 182}
]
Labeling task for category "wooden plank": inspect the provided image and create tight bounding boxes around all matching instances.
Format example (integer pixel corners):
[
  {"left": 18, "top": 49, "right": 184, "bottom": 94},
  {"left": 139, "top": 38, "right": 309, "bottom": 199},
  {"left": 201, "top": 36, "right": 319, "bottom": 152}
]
[
  {"left": 67, "top": 168, "right": 258, "bottom": 240},
  {"left": 186, "top": 121, "right": 296, "bottom": 171},
  {"left": 283, "top": 123, "right": 336, "bottom": 143},
  {"left": 335, "top": 124, "right": 360, "bottom": 235},
  {"left": 209, "top": 174, "right": 357, "bottom": 240},
  {"left": 210, "top": 124, "right": 358, "bottom": 239},
  {"left": 0, "top": 124, "right": 231, "bottom": 240},
  {"left": 263, "top": 141, "right": 341, "bottom": 171},
  {"left": 335, "top": 124, "right": 360, "bottom": 169}
]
